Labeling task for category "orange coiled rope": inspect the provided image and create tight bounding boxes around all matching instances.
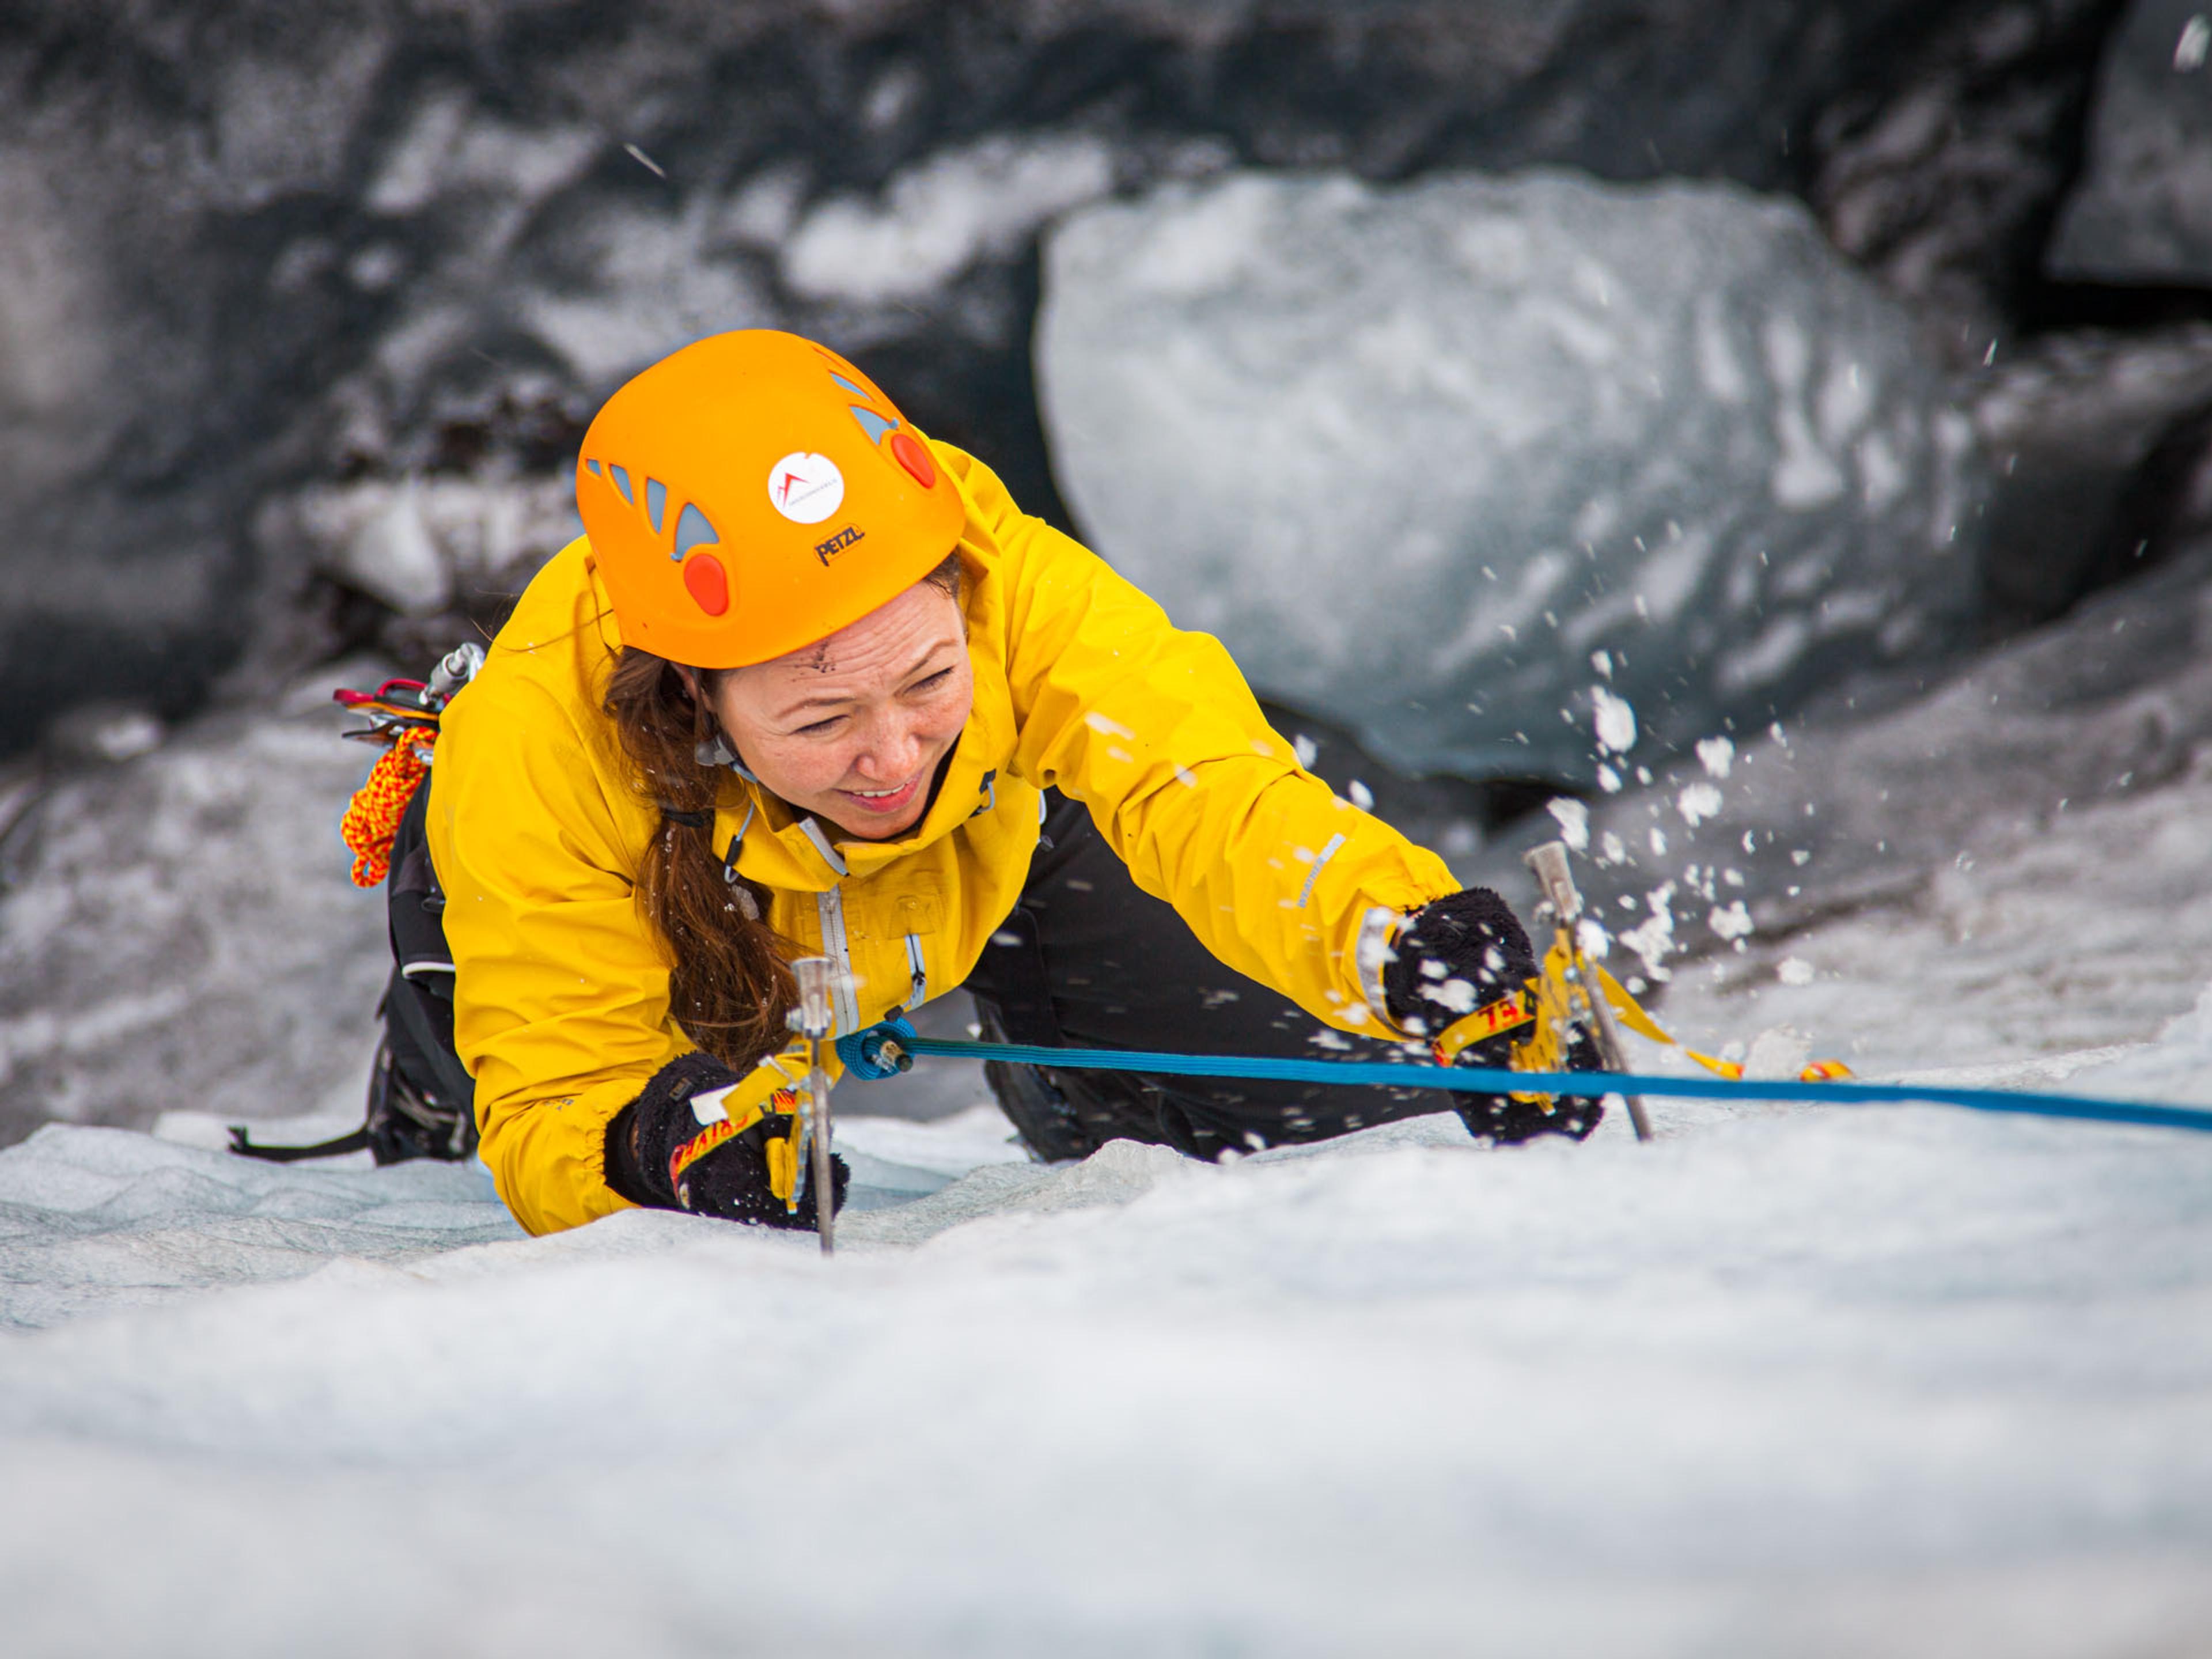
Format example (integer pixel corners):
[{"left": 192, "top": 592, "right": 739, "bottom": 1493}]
[{"left": 339, "top": 730, "right": 435, "bottom": 888}]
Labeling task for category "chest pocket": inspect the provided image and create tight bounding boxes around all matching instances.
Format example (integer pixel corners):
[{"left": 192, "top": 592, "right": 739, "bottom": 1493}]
[{"left": 888, "top": 885, "right": 942, "bottom": 1015}]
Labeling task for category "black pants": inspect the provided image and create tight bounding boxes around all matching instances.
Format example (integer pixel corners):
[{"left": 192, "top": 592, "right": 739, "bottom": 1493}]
[{"left": 963, "top": 792, "right": 1468, "bottom": 1161}]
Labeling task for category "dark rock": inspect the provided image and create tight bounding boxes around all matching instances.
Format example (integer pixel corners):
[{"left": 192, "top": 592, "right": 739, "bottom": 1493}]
[
  {"left": 1969, "top": 324, "right": 2212, "bottom": 622},
  {"left": 2047, "top": 0, "right": 2212, "bottom": 284},
  {"left": 1808, "top": 0, "right": 2119, "bottom": 360}
]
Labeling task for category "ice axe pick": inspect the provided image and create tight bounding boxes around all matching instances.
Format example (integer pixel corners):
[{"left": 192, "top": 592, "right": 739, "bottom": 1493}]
[{"left": 1523, "top": 840, "right": 1654, "bottom": 1143}]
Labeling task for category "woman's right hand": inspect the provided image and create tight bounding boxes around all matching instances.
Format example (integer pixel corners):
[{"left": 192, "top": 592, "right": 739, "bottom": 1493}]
[{"left": 607, "top": 1052, "right": 847, "bottom": 1227}]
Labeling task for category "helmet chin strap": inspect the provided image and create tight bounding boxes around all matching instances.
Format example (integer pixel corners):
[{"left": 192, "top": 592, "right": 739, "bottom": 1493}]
[
  {"left": 694, "top": 727, "right": 760, "bottom": 784},
  {"left": 677, "top": 665, "right": 763, "bottom": 785}
]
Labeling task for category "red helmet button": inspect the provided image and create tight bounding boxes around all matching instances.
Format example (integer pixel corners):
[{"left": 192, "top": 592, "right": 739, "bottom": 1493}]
[
  {"left": 683, "top": 552, "right": 729, "bottom": 616},
  {"left": 890, "top": 431, "right": 937, "bottom": 489}
]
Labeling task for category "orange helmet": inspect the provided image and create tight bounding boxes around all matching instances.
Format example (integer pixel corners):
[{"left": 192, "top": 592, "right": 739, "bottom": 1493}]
[{"left": 575, "top": 330, "right": 965, "bottom": 668}]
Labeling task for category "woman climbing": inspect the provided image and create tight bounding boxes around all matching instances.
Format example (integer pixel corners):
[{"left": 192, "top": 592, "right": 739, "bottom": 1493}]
[{"left": 425, "top": 329, "right": 1599, "bottom": 1236}]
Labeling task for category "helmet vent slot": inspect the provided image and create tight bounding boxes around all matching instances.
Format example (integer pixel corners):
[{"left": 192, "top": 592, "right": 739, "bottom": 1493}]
[
  {"left": 585, "top": 459, "right": 603, "bottom": 477},
  {"left": 848, "top": 404, "right": 896, "bottom": 445},
  {"left": 645, "top": 476, "right": 668, "bottom": 533},
  {"left": 673, "top": 501, "right": 719, "bottom": 560},
  {"left": 609, "top": 463, "right": 635, "bottom": 503}
]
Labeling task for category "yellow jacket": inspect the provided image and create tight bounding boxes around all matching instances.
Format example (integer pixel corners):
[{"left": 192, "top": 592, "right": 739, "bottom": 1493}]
[{"left": 428, "top": 441, "right": 1458, "bottom": 1234}]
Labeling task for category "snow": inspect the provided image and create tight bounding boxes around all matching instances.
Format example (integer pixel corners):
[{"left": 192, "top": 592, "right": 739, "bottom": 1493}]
[
  {"left": 6, "top": 935, "right": 2212, "bottom": 1654},
  {"left": 1037, "top": 168, "right": 1981, "bottom": 781}
]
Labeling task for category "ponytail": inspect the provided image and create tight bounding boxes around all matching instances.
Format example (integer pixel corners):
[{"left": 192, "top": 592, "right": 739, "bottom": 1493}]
[
  {"left": 600, "top": 551, "right": 964, "bottom": 1070},
  {"left": 603, "top": 650, "right": 797, "bottom": 1070}
]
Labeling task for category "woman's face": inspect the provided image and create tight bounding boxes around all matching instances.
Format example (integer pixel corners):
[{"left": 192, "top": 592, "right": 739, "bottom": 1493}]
[{"left": 707, "top": 577, "right": 973, "bottom": 842}]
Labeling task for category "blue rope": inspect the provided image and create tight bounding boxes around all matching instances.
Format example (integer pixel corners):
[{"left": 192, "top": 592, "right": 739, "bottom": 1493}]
[{"left": 899, "top": 1036, "right": 2212, "bottom": 1137}]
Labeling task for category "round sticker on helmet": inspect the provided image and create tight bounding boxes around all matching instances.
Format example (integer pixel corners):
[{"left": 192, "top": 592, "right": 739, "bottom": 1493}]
[{"left": 766, "top": 452, "right": 845, "bottom": 525}]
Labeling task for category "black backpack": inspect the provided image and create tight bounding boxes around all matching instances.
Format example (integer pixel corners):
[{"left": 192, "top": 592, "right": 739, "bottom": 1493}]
[{"left": 230, "top": 656, "right": 480, "bottom": 1166}]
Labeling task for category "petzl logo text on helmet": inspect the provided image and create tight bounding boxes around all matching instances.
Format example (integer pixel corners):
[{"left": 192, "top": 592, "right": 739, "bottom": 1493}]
[
  {"left": 814, "top": 524, "right": 865, "bottom": 565},
  {"left": 767, "top": 451, "right": 845, "bottom": 525}
]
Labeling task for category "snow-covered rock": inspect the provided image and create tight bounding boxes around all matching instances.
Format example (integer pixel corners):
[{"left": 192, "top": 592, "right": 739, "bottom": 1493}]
[
  {"left": 782, "top": 133, "right": 1119, "bottom": 308},
  {"left": 5, "top": 1052, "right": 2212, "bottom": 1653},
  {"left": 255, "top": 475, "right": 580, "bottom": 619},
  {"left": 0, "top": 0, "right": 2078, "bottom": 756},
  {"left": 1037, "top": 168, "right": 1983, "bottom": 782},
  {"left": 2047, "top": 0, "right": 2212, "bottom": 283}
]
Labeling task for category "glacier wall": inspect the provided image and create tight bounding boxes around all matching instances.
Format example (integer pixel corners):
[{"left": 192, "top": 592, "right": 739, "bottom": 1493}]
[{"left": 1039, "top": 169, "right": 1984, "bottom": 781}]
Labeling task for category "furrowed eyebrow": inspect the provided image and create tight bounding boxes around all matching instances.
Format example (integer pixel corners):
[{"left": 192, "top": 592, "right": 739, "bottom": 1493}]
[{"left": 771, "top": 643, "right": 960, "bottom": 720}]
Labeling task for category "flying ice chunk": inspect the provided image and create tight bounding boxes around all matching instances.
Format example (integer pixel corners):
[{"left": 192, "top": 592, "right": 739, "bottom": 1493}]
[
  {"left": 1547, "top": 796, "right": 1591, "bottom": 851},
  {"left": 1677, "top": 782, "right": 1725, "bottom": 826},
  {"left": 1592, "top": 687, "right": 1638, "bottom": 755},
  {"left": 1709, "top": 899, "right": 1755, "bottom": 942},
  {"left": 1039, "top": 168, "right": 1982, "bottom": 781},
  {"left": 1619, "top": 880, "right": 1679, "bottom": 978},
  {"left": 1696, "top": 736, "right": 1736, "bottom": 778}
]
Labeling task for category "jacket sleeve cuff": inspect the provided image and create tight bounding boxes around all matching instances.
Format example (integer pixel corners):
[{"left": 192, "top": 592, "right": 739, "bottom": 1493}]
[
  {"left": 601, "top": 1103, "right": 653, "bottom": 1206},
  {"left": 1354, "top": 904, "right": 1412, "bottom": 1037}
]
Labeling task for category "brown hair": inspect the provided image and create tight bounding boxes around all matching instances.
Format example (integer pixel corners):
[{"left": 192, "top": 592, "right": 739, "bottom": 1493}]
[{"left": 601, "top": 553, "right": 964, "bottom": 1069}]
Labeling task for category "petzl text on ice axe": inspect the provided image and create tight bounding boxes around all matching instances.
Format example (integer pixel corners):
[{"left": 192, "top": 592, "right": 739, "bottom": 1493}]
[
  {"left": 1524, "top": 840, "right": 1654, "bottom": 1143},
  {"left": 787, "top": 956, "right": 839, "bottom": 1256}
]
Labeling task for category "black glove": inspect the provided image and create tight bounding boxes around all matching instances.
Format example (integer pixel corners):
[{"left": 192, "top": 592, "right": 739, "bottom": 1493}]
[
  {"left": 1384, "top": 888, "right": 1605, "bottom": 1145},
  {"left": 1455, "top": 1025, "right": 1608, "bottom": 1145},
  {"left": 1382, "top": 887, "right": 1537, "bottom": 1046},
  {"left": 605, "top": 1052, "right": 849, "bottom": 1228}
]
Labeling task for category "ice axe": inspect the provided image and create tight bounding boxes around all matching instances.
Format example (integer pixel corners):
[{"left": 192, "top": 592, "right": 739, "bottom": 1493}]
[
  {"left": 787, "top": 955, "right": 840, "bottom": 1255},
  {"left": 1523, "top": 840, "right": 1654, "bottom": 1143}
]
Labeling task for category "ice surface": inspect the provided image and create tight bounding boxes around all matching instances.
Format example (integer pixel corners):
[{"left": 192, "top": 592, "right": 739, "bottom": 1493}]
[
  {"left": 1038, "top": 169, "right": 1981, "bottom": 781},
  {"left": 0, "top": 1121, "right": 522, "bottom": 1330},
  {"left": 7, "top": 1013, "right": 2212, "bottom": 1652},
  {"left": 0, "top": 1104, "right": 1033, "bottom": 1331}
]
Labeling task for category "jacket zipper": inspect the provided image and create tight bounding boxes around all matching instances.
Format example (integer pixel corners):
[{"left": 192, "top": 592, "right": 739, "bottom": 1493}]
[{"left": 815, "top": 885, "right": 862, "bottom": 1036}]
